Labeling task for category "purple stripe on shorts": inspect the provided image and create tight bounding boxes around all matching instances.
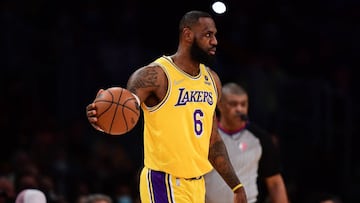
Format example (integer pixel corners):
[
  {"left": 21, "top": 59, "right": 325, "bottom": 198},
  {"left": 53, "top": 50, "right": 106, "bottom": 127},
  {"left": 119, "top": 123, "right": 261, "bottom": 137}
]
[{"left": 151, "top": 170, "right": 168, "bottom": 203}]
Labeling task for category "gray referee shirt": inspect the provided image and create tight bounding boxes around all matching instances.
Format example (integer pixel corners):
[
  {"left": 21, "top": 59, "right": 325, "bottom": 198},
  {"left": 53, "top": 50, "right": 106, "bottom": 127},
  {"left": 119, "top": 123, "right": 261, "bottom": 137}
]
[{"left": 204, "top": 126, "right": 262, "bottom": 203}]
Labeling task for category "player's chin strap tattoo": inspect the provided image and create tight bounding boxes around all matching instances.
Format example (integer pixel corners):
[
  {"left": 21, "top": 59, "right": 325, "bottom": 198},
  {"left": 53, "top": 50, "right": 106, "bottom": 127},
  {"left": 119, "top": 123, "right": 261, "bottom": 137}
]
[{"left": 208, "top": 139, "right": 243, "bottom": 192}]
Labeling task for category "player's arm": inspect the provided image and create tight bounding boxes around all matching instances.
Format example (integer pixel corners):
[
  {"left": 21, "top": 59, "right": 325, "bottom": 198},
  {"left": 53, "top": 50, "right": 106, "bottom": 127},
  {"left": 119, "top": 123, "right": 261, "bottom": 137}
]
[
  {"left": 208, "top": 69, "right": 247, "bottom": 203},
  {"left": 86, "top": 64, "right": 166, "bottom": 129},
  {"left": 126, "top": 64, "right": 168, "bottom": 107}
]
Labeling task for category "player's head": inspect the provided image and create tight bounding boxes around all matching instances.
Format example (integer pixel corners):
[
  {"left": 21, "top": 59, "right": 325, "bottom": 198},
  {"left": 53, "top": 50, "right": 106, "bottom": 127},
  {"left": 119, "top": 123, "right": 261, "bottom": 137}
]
[
  {"left": 15, "top": 189, "right": 46, "bottom": 203},
  {"left": 218, "top": 83, "right": 249, "bottom": 125},
  {"left": 179, "top": 10, "right": 218, "bottom": 66}
]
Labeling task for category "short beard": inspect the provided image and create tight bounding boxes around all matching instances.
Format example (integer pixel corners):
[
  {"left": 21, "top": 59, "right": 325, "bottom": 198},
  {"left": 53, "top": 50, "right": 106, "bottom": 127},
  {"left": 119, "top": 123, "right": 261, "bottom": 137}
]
[{"left": 190, "top": 39, "right": 216, "bottom": 67}]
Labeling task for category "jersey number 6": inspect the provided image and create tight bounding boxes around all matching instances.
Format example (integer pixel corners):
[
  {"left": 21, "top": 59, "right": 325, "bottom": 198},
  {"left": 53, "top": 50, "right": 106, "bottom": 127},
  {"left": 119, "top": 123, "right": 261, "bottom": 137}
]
[{"left": 193, "top": 109, "right": 204, "bottom": 137}]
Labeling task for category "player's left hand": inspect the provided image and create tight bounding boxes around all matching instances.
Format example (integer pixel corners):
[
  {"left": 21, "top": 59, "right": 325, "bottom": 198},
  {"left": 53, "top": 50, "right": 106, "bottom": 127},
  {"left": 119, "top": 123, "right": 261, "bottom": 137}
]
[{"left": 233, "top": 186, "right": 247, "bottom": 203}]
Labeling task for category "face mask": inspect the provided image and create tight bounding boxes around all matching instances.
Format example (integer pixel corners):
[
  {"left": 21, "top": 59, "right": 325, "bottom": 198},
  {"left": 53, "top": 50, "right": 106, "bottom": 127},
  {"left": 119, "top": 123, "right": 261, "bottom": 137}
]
[{"left": 117, "top": 195, "right": 132, "bottom": 203}]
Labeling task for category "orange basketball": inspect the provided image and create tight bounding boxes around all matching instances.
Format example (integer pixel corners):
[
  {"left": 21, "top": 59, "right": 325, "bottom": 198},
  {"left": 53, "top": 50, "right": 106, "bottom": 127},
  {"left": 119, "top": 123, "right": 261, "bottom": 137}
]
[{"left": 93, "top": 87, "right": 140, "bottom": 135}]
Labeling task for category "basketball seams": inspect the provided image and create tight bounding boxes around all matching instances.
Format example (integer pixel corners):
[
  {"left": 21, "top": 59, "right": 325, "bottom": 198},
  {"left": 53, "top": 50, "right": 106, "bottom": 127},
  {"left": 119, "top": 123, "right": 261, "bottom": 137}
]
[
  {"left": 95, "top": 99, "right": 137, "bottom": 118},
  {"left": 95, "top": 89, "right": 115, "bottom": 117},
  {"left": 109, "top": 88, "right": 124, "bottom": 133},
  {"left": 122, "top": 98, "right": 140, "bottom": 115},
  {"left": 121, "top": 98, "right": 140, "bottom": 130},
  {"left": 94, "top": 100, "right": 113, "bottom": 117},
  {"left": 93, "top": 87, "right": 140, "bottom": 135}
]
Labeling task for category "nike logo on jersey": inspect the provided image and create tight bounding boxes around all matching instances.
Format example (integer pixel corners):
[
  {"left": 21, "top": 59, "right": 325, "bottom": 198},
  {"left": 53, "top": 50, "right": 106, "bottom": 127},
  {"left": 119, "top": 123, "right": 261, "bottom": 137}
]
[
  {"left": 175, "top": 88, "right": 214, "bottom": 106},
  {"left": 173, "top": 78, "right": 185, "bottom": 85}
]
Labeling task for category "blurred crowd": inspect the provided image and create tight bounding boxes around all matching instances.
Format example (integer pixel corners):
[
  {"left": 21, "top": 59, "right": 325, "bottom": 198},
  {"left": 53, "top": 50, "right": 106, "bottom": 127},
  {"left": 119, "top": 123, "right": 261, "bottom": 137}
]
[{"left": 0, "top": 0, "right": 358, "bottom": 202}]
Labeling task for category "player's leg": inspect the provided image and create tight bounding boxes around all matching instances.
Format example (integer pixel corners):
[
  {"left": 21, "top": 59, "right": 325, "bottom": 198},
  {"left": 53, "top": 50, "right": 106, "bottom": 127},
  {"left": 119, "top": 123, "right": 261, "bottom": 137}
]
[{"left": 139, "top": 167, "right": 205, "bottom": 203}]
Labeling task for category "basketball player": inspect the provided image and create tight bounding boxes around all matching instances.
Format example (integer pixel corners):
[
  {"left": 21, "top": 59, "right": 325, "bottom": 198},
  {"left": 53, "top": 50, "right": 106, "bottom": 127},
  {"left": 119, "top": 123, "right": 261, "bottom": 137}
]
[
  {"left": 204, "top": 82, "right": 289, "bottom": 203},
  {"left": 86, "top": 11, "right": 247, "bottom": 203}
]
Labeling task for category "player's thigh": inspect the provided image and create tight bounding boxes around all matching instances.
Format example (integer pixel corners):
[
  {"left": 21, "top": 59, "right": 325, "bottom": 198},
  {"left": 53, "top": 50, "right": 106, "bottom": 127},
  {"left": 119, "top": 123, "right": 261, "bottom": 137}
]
[{"left": 139, "top": 167, "right": 205, "bottom": 203}]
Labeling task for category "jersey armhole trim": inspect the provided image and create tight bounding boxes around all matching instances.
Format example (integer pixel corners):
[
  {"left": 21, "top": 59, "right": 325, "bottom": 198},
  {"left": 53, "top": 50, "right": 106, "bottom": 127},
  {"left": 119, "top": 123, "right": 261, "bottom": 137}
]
[
  {"left": 204, "top": 66, "right": 219, "bottom": 100},
  {"left": 142, "top": 61, "right": 171, "bottom": 112}
]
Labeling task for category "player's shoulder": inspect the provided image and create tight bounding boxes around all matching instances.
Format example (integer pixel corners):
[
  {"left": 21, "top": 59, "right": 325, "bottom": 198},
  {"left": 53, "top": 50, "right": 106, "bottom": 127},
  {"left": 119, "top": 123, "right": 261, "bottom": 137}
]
[
  {"left": 204, "top": 66, "right": 222, "bottom": 98},
  {"left": 128, "top": 60, "right": 167, "bottom": 88},
  {"left": 205, "top": 66, "right": 219, "bottom": 76},
  {"left": 133, "top": 62, "right": 165, "bottom": 75}
]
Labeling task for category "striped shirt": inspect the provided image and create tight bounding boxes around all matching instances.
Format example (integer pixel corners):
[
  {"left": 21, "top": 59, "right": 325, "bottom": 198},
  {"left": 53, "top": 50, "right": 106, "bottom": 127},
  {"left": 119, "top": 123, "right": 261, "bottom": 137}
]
[{"left": 204, "top": 123, "right": 282, "bottom": 203}]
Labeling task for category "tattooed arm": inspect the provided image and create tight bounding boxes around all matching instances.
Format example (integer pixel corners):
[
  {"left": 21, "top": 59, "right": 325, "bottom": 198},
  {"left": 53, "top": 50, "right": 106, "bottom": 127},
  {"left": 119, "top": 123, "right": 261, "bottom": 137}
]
[
  {"left": 86, "top": 64, "right": 167, "bottom": 128},
  {"left": 127, "top": 65, "right": 168, "bottom": 107},
  {"left": 208, "top": 68, "right": 248, "bottom": 203},
  {"left": 209, "top": 114, "right": 247, "bottom": 203}
]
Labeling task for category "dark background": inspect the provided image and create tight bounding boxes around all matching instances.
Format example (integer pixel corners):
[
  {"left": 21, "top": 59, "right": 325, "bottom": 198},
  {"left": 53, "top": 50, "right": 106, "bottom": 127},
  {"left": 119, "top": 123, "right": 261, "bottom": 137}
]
[{"left": 0, "top": 0, "right": 359, "bottom": 202}]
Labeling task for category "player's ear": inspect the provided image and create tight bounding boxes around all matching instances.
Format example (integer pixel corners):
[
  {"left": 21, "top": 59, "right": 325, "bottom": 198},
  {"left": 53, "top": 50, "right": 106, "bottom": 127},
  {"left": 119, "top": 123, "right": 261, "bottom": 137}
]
[{"left": 183, "top": 27, "right": 193, "bottom": 42}]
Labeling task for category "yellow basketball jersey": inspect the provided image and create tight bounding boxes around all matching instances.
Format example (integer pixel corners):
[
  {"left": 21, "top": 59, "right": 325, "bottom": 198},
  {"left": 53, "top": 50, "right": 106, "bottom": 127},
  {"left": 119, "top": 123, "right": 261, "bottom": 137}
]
[{"left": 142, "top": 56, "right": 218, "bottom": 178}]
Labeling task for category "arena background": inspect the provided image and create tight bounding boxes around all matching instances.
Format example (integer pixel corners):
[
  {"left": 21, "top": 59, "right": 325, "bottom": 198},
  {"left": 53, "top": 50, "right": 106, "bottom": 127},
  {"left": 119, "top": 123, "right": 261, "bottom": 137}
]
[{"left": 0, "top": 0, "right": 358, "bottom": 202}]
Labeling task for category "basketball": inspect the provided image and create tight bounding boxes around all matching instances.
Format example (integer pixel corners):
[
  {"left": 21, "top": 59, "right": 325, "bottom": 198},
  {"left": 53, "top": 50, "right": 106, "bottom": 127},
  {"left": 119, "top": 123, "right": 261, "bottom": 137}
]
[{"left": 93, "top": 87, "right": 140, "bottom": 135}]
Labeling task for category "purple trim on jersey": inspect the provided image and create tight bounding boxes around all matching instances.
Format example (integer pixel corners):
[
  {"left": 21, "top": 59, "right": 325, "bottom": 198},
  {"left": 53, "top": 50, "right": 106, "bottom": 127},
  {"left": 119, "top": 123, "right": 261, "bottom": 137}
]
[
  {"left": 167, "top": 174, "right": 174, "bottom": 203},
  {"left": 151, "top": 170, "right": 168, "bottom": 203}
]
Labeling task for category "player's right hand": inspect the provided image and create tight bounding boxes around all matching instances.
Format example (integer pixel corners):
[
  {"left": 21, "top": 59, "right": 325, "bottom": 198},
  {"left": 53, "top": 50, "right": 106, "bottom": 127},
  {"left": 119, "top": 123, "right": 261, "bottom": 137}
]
[{"left": 86, "top": 89, "right": 105, "bottom": 132}]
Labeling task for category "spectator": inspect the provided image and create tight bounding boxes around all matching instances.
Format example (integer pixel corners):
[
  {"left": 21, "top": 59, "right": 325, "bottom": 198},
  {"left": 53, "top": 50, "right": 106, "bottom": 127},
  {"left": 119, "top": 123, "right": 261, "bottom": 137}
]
[
  {"left": 84, "top": 193, "right": 112, "bottom": 203},
  {"left": 15, "top": 189, "right": 46, "bottom": 203}
]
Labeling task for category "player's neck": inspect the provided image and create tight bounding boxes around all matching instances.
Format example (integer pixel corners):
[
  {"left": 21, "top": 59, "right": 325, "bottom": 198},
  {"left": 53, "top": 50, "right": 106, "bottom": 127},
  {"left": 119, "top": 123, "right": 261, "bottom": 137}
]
[{"left": 171, "top": 53, "right": 200, "bottom": 76}]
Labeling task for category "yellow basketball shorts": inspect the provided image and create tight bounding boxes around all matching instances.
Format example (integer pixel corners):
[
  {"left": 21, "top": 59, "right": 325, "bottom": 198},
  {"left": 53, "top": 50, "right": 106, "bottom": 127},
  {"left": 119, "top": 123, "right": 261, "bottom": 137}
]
[{"left": 140, "top": 166, "right": 205, "bottom": 203}]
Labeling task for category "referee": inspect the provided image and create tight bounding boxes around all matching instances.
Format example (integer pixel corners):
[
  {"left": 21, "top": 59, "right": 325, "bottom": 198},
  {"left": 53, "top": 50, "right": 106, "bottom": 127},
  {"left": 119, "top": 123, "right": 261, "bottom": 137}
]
[{"left": 204, "top": 82, "right": 289, "bottom": 203}]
